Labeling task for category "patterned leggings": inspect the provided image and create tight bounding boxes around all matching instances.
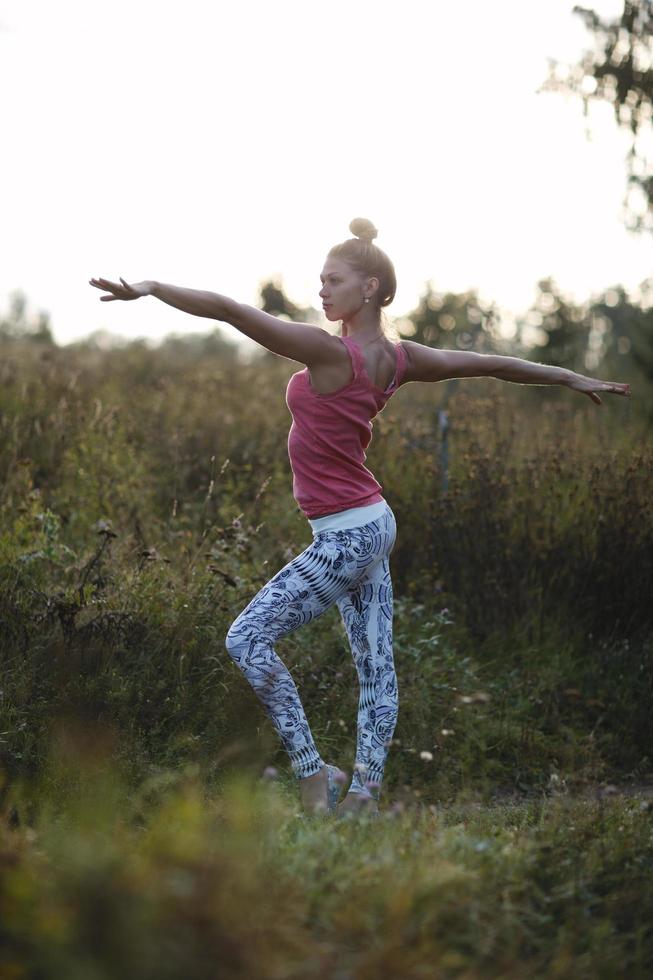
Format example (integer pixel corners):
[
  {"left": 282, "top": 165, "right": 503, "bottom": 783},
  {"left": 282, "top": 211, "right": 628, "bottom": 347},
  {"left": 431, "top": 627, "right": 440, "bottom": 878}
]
[{"left": 225, "top": 503, "right": 398, "bottom": 796}]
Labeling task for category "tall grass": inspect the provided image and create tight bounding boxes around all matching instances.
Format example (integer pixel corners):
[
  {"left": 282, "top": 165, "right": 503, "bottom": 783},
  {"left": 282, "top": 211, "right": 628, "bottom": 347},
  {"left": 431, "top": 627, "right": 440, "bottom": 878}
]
[
  {"left": 0, "top": 339, "right": 650, "bottom": 790},
  {"left": 1, "top": 337, "right": 652, "bottom": 976}
]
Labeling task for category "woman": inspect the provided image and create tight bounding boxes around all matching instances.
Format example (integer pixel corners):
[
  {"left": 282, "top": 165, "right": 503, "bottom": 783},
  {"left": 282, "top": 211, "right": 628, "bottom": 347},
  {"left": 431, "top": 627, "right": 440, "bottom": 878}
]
[{"left": 90, "top": 217, "right": 630, "bottom": 818}]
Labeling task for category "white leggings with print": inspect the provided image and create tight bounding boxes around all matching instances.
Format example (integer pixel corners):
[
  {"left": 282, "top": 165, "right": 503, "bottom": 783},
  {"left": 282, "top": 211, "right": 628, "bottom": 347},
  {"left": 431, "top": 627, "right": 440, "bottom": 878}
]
[{"left": 225, "top": 499, "right": 398, "bottom": 797}]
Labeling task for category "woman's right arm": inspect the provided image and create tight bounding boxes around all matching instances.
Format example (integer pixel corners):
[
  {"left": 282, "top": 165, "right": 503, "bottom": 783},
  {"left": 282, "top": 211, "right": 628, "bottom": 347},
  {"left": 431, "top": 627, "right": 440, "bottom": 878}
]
[{"left": 88, "top": 277, "right": 339, "bottom": 367}]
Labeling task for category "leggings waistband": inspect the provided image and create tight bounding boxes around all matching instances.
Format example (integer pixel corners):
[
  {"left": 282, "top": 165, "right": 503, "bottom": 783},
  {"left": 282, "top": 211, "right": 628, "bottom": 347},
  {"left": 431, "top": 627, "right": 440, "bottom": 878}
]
[{"left": 308, "top": 499, "right": 388, "bottom": 534}]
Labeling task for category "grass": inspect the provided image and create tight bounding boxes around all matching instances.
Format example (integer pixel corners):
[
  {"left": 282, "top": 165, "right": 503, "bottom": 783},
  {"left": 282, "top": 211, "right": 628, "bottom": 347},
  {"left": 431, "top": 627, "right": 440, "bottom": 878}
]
[
  {"left": 0, "top": 335, "right": 651, "bottom": 976},
  {"left": 1, "top": 745, "right": 652, "bottom": 979}
]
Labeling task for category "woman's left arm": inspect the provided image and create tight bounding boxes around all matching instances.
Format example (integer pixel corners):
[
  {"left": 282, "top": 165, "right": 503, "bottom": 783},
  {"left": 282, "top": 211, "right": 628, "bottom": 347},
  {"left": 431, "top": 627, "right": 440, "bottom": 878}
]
[
  {"left": 401, "top": 342, "right": 631, "bottom": 405},
  {"left": 472, "top": 353, "right": 630, "bottom": 405}
]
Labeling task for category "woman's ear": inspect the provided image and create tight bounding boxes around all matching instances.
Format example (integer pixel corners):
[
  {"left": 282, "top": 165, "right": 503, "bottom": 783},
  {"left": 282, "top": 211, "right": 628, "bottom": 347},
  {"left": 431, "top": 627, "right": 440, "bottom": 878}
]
[{"left": 366, "top": 276, "right": 380, "bottom": 301}]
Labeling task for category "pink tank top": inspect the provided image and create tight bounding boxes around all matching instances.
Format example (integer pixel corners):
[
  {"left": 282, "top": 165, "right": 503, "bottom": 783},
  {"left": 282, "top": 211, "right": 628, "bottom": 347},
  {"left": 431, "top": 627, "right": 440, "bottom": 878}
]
[{"left": 285, "top": 335, "right": 408, "bottom": 518}]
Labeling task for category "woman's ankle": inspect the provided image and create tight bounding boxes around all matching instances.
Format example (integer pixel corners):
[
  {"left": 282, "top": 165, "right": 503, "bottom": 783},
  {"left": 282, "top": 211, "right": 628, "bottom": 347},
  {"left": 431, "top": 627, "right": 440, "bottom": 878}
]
[{"left": 297, "top": 762, "right": 326, "bottom": 781}]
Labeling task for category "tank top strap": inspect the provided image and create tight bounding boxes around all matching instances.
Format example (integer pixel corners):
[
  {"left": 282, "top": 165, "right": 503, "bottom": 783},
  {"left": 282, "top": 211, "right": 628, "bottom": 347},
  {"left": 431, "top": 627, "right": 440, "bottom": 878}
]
[
  {"left": 392, "top": 341, "right": 408, "bottom": 389},
  {"left": 381, "top": 341, "right": 408, "bottom": 395},
  {"left": 338, "top": 335, "right": 364, "bottom": 379}
]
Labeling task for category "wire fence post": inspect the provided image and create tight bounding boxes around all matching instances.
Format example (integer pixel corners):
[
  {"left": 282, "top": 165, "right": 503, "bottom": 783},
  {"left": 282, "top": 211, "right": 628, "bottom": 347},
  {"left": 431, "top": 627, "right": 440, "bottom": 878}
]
[{"left": 438, "top": 408, "right": 449, "bottom": 494}]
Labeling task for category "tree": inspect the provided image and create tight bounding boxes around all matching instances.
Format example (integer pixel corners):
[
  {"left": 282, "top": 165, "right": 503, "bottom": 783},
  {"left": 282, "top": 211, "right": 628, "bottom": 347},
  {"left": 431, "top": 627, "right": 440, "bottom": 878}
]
[
  {"left": 259, "top": 278, "right": 301, "bottom": 319},
  {"left": 543, "top": 1, "right": 653, "bottom": 232},
  {"left": 0, "top": 289, "right": 54, "bottom": 344},
  {"left": 588, "top": 285, "right": 653, "bottom": 387},
  {"left": 517, "top": 278, "right": 590, "bottom": 372},
  {"left": 397, "top": 283, "right": 500, "bottom": 353},
  {"left": 258, "top": 277, "right": 318, "bottom": 325}
]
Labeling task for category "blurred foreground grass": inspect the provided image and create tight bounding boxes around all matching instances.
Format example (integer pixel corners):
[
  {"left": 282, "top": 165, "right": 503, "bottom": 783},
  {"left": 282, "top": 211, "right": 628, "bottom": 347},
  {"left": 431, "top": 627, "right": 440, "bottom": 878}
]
[{"left": 1, "top": 741, "right": 652, "bottom": 980}]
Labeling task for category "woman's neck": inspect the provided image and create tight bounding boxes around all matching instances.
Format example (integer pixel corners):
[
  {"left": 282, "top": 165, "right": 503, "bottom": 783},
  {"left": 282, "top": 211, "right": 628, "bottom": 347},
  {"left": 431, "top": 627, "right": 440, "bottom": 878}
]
[{"left": 340, "top": 311, "right": 382, "bottom": 339}]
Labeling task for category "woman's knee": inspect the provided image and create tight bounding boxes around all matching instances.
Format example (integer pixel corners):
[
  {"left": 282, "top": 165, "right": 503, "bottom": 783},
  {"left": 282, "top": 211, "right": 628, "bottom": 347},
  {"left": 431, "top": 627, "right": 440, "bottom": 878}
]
[
  {"left": 225, "top": 612, "right": 271, "bottom": 662},
  {"left": 225, "top": 616, "right": 246, "bottom": 660}
]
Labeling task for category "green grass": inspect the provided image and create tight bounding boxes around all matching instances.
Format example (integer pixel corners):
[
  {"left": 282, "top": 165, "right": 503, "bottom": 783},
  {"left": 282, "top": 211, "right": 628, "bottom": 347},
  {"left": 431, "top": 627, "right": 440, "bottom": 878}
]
[
  {"left": 1, "top": 748, "right": 652, "bottom": 979},
  {"left": 0, "top": 336, "right": 651, "bottom": 976}
]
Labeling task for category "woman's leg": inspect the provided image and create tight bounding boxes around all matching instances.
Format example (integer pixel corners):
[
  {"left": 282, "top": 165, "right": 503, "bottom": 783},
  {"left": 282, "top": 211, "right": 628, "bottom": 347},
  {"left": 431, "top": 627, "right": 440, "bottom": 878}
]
[
  {"left": 225, "top": 525, "right": 389, "bottom": 780},
  {"left": 336, "top": 510, "right": 398, "bottom": 800}
]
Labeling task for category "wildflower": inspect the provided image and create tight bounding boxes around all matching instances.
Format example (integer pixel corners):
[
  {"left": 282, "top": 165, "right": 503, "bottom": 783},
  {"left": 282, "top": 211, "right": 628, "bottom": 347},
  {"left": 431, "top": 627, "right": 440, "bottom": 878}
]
[
  {"left": 459, "top": 691, "right": 491, "bottom": 705},
  {"left": 93, "top": 519, "right": 117, "bottom": 538},
  {"left": 472, "top": 691, "right": 491, "bottom": 704},
  {"left": 597, "top": 784, "right": 618, "bottom": 798},
  {"left": 419, "top": 750, "right": 433, "bottom": 761},
  {"left": 441, "top": 729, "right": 454, "bottom": 736}
]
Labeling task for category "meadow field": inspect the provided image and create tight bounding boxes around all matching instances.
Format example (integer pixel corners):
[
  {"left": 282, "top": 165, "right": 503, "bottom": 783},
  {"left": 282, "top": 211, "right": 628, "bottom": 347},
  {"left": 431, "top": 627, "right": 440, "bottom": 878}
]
[{"left": 0, "top": 335, "right": 651, "bottom": 978}]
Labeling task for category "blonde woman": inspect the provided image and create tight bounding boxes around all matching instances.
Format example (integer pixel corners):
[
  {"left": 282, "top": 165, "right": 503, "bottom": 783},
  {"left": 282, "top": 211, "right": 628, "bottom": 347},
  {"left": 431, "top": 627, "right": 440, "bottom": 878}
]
[{"left": 90, "top": 217, "right": 630, "bottom": 818}]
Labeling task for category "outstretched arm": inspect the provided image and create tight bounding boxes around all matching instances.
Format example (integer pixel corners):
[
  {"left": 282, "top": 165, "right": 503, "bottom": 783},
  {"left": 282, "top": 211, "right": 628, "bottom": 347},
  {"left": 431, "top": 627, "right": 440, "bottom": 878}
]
[
  {"left": 401, "top": 342, "right": 631, "bottom": 406},
  {"left": 88, "top": 277, "right": 340, "bottom": 367}
]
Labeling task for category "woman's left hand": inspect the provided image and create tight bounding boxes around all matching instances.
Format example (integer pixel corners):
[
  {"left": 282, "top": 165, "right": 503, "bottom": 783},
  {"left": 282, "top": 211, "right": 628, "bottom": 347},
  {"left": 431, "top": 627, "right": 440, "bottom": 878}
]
[{"left": 566, "top": 371, "right": 631, "bottom": 405}]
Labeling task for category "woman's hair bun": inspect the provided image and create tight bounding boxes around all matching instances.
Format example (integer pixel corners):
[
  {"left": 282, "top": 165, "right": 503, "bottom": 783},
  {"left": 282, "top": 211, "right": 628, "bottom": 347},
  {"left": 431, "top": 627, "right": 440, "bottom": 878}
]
[{"left": 349, "top": 217, "right": 378, "bottom": 244}]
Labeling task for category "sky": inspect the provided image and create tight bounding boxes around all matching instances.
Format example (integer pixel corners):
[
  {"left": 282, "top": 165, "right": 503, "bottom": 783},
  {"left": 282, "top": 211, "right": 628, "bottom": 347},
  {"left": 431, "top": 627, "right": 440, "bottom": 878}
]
[{"left": 1, "top": 0, "right": 650, "bottom": 351}]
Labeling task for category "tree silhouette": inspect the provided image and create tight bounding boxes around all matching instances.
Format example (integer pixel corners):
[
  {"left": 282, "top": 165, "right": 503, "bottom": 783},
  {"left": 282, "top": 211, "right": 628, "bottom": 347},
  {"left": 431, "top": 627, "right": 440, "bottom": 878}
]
[
  {"left": 517, "top": 278, "right": 590, "bottom": 372},
  {"left": 398, "top": 282, "right": 499, "bottom": 353},
  {"left": 543, "top": 1, "right": 653, "bottom": 232},
  {"left": 259, "top": 278, "right": 301, "bottom": 319},
  {"left": 589, "top": 285, "right": 653, "bottom": 389},
  {"left": 0, "top": 289, "right": 54, "bottom": 344}
]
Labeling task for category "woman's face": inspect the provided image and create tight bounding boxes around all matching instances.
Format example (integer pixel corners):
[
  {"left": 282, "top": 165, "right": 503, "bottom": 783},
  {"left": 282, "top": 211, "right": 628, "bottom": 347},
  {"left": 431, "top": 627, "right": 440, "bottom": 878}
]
[{"left": 319, "top": 257, "right": 375, "bottom": 321}]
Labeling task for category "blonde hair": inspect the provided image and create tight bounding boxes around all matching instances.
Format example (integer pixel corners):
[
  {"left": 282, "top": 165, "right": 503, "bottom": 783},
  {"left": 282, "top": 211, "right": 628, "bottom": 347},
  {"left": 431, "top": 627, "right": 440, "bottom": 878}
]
[{"left": 327, "top": 218, "right": 397, "bottom": 310}]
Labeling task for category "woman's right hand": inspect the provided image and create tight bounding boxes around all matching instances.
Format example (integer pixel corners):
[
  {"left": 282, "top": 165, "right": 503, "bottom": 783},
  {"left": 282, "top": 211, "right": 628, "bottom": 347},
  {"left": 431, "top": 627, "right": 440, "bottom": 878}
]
[{"left": 89, "top": 277, "right": 153, "bottom": 301}]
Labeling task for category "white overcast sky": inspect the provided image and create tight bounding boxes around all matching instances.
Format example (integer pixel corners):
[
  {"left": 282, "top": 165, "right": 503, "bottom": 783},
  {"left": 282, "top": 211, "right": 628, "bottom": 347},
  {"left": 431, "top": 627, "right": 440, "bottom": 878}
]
[{"left": 1, "top": 0, "right": 650, "bottom": 349}]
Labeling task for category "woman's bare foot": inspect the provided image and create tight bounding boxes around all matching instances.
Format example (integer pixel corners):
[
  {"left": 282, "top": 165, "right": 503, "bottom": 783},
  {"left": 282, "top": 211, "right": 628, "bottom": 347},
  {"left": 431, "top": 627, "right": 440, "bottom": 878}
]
[
  {"left": 298, "top": 765, "right": 329, "bottom": 815},
  {"left": 337, "top": 791, "right": 379, "bottom": 817}
]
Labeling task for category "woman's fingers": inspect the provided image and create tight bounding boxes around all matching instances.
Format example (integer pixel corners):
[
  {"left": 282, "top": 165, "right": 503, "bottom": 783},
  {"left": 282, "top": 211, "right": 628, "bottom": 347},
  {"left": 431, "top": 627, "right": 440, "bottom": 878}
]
[
  {"left": 601, "top": 380, "right": 630, "bottom": 396},
  {"left": 576, "top": 376, "right": 631, "bottom": 402},
  {"left": 89, "top": 276, "right": 149, "bottom": 301},
  {"left": 90, "top": 276, "right": 134, "bottom": 300},
  {"left": 583, "top": 380, "right": 631, "bottom": 404}
]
